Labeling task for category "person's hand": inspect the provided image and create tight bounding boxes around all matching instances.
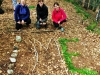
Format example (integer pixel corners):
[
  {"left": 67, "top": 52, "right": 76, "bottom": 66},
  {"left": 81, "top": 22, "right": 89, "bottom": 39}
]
[
  {"left": 58, "top": 21, "right": 60, "bottom": 24},
  {"left": 39, "top": 18, "right": 42, "bottom": 21},
  {"left": 21, "top": 20, "right": 25, "bottom": 25},
  {"left": 17, "top": 21, "right": 21, "bottom": 24}
]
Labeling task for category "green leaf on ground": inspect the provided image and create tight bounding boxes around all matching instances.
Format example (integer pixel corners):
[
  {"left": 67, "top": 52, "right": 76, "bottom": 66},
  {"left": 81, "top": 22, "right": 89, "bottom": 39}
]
[
  {"left": 59, "top": 38, "right": 98, "bottom": 75},
  {"left": 29, "top": 6, "right": 35, "bottom": 9}
]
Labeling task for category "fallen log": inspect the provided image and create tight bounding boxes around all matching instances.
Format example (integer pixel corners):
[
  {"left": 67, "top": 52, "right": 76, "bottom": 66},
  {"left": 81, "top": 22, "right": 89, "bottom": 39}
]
[{"left": 31, "top": 30, "right": 55, "bottom": 33}]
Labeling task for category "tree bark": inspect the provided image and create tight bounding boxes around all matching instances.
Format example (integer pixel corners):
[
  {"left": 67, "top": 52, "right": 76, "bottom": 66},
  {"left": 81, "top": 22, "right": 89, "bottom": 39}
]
[
  {"left": 89, "top": 0, "right": 94, "bottom": 10},
  {"left": 84, "top": 0, "right": 89, "bottom": 10},
  {"left": 93, "top": 0, "right": 100, "bottom": 12},
  {"left": 78, "top": 0, "right": 82, "bottom": 5},
  {"left": 96, "top": 9, "right": 100, "bottom": 21}
]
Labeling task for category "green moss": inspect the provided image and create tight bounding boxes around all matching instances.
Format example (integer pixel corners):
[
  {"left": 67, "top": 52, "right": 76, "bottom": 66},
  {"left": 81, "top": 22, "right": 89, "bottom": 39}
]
[
  {"left": 94, "top": 27, "right": 100, "bottom": 34},
  {"left": 86, "top": 21, "right": 97, "bottom": 31},
  {"left": 29, "top": 6, "right": 35, "bottom": 9},
  {"left": 65, "top": 0, "right": 90, "bottom": 20},
  {"left": 59, "top": 38, "right": 98, "bottom": 75}
]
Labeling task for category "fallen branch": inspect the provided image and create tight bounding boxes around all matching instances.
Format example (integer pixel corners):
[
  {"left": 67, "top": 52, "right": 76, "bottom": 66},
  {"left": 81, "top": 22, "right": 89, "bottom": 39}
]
[
  {"left": 7, "top": 29, "right": 22, "bottom": 32},
  {"left": 31, "top": 30, "right": 55, "bottom": 33},
  {"left": 28, "top": 39, "right": 38, "bottom": 73}
]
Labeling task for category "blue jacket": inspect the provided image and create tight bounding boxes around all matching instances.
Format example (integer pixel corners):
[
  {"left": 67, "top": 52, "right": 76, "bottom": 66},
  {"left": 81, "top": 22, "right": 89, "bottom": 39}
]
[{"left": 14, "top": 4, "right": 30, "bottom": 22}]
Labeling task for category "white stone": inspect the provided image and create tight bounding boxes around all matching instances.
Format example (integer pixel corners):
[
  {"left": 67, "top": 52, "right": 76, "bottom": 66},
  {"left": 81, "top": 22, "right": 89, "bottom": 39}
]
[
  {"left": 7, "top": 69, "right": 13, "bottom": 74},
  {"left": 13, "top": 50, "right": 18, "bottom": 53},
  {"left": 16, "top": 36, "right": 21, "bottom": 42},
  {"left": 10, "top": 58, "right": 16, "bottom": 63},
  {"left": 11, "top": 53, "right": 17, "bottom": 58}
]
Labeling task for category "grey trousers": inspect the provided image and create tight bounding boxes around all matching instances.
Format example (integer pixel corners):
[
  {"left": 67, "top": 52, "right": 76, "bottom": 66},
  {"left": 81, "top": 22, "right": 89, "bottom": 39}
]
[{"left": 36, "top": 18, "right": 47, "bottom": 29}]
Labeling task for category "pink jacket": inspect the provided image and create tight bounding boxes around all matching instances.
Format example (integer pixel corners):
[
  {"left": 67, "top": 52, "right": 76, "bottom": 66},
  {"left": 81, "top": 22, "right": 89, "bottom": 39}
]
[{"left": 52, "top": 8, "right": 67, "bottom": 23}]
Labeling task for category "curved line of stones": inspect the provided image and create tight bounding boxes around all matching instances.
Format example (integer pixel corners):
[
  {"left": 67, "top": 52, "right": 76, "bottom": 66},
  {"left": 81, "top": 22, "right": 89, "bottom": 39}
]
[
  {"left": 7, "top": 38, "right": 39, "bottom": 75},
  {"left": 7, "top": 46, "right": 18, "bottom": 74}
]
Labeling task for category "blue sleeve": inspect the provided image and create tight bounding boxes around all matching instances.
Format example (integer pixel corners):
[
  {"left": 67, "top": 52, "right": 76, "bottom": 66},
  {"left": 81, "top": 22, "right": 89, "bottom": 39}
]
[
  {"left": 22, "top": 6, "right": 30, "bottom": 21},
  {"left": 14, "top": 5, "right": 20, "bottom": 22}
]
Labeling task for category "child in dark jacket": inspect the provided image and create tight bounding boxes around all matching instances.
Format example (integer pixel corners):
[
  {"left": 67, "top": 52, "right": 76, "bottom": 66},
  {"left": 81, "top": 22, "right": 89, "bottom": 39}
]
[
  {"left": 14, "top": 0, "right": 31, "bottom": 30},
  {"left": 36, "top": 0, "right": 48, "bottom": 29}
]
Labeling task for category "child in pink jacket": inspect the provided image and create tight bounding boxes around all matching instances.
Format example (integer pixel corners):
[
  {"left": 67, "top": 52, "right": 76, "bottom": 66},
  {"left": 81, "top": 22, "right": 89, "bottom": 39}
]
[{"left": 52, "top": 2, "right": 67, "bottom": 29}]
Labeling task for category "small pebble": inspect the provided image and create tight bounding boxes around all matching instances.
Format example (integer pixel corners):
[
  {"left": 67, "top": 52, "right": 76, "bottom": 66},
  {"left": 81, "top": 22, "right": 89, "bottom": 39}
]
[
  {"left": 7, "top": 69, "right": 14, "bottom": 74},
  {"left": 11, "top": 53, "right": 17, "bottom": 58},
  {"left": 0, "top": 70, "right": 2, "bottom": 73},
  {"left": 10, "top": 58, "right": 16, "bottom": 63},
  {"left": 20, "top": 64, "right": 23, "bottom": 67}
]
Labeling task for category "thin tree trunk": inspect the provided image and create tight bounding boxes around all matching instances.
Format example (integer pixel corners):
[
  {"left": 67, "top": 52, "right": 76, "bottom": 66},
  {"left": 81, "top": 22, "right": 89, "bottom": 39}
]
[
  {"left": 78, "top": 0, "right": 82, "bottom": 5},
  {"left": 96, "top": 9, "right": 100, "bottom": 21},
  {"left": 84, "top": 0, "right": 89, "bottom": 10},
  {"left": 93, "top": 0, "right": 100, "bottom": 12},
  {"left": 89, "top": 0, "right": 94, "bottom": 10}
]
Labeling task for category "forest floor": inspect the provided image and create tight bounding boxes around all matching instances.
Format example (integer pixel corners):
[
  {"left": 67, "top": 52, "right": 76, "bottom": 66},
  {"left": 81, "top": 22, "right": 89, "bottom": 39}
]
[{"left": 0, "top": 0, "right": 100, "bottom": 75}]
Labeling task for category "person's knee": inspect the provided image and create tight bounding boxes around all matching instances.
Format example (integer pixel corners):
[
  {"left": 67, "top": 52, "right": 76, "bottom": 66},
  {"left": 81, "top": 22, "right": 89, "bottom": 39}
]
[
  {"left": 25, "top": 18, "right": 31, "bottom": 25},
  {"left": 36, "top": 21, "right": 40, "bottom": 29}
]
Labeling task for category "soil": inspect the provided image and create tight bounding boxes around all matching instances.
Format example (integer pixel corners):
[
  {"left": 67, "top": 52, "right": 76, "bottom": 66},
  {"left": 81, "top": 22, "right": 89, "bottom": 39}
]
[{"left": 0, "top": 0, "right": 100, "bottom": 75}]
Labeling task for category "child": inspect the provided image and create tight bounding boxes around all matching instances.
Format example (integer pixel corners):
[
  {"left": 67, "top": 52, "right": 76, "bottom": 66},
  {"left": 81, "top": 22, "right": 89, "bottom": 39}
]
[
  {"left": 36, "top": 0, "right": 48, "bottom": 29},
  {"left": 52, "top": 2, "right": 67, "bottom": 30},
  {"left": 14, "top": 0, "right": 31, "bottom": 30}
]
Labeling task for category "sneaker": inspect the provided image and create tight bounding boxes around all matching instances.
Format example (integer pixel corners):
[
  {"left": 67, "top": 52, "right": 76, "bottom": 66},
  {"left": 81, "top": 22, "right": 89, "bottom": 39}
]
[
  {"left": 17, "top": 29, "right": 21, "bottom": 31},
  {"left": 60, "top": 27, "right": 64, "bottom": 32}
]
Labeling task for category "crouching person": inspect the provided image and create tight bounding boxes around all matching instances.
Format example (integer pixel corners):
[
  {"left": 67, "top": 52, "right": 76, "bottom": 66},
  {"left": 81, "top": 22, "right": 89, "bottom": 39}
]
[
  {"left": 36, "top": 0, "right": 48, "bottom": 29},
  {"left": 52, "top": 2, "right": 67, "bottom": 30},
  {"left": 14, "top": 0, "right": 31, "bottom": 30}
]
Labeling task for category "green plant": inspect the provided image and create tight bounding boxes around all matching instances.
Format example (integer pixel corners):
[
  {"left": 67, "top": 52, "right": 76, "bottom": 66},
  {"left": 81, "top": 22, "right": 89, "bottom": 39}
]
[
  {"left": 94, "top": 26, "right": 100, "bottom": 34},
  {"left": 86, "top": 21, "right": 97, "bottom": 31},
  {"left": 29, "top": 6, "right": 35, "bottom": 9},
  {"left": 59, "top": 38, "right": 98, "bottom": 75},
  {"left": 66, "top": 0, "right": 91, "bottom": 20}
]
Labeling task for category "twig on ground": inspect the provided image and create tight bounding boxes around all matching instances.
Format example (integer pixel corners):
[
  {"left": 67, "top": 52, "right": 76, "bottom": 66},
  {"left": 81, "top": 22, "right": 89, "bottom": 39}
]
[
  {"left": 28, "top": 39, "right": 38, "bottom": 73},
  {"left": 45, "top": 37, "right": 53, "bottom": 51},
  {"left": 54, "top": 39, "right": 68, "bottom": 74},
  {"left": 31, "top": 30, "right": 55, "bottom": 33}
]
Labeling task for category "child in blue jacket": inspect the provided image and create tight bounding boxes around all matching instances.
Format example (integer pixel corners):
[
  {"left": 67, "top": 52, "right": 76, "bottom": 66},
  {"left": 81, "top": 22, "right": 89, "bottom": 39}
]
[{"left": 14, "top": 0, "right": 31, "bottom": 30}]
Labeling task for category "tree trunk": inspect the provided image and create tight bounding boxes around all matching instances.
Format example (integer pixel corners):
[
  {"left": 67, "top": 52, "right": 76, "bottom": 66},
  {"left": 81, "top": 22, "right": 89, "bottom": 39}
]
[
  {"left": 78, "top": 0, "right": 82, "bottom": 5},
  {"left": 84, "top": 0, "right": 89, "bottom": 10},
  {"left": 96, "top": 9, "right": 100, "bottom": 21},
  {"left": 89, "top": 0, "right": 94, "bottom": 10},
  {"left": 93, "top": 0, "right": 100, "bottom": 12}
]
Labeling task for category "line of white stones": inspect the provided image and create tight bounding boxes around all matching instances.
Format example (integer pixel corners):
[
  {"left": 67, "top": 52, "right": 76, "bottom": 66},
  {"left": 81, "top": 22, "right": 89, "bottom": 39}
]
[{"left": 7, "top": 46, "right": 19, "bottom": 74}]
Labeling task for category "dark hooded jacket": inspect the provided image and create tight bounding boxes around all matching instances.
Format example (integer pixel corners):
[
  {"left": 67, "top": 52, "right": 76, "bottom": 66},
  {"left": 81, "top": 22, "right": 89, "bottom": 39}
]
[
  {"left": 0, "top": 0, "right": 4, "bottom": 14},
  {"left": 36, "top": 4, "right": 48, "bottom": 20}
]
